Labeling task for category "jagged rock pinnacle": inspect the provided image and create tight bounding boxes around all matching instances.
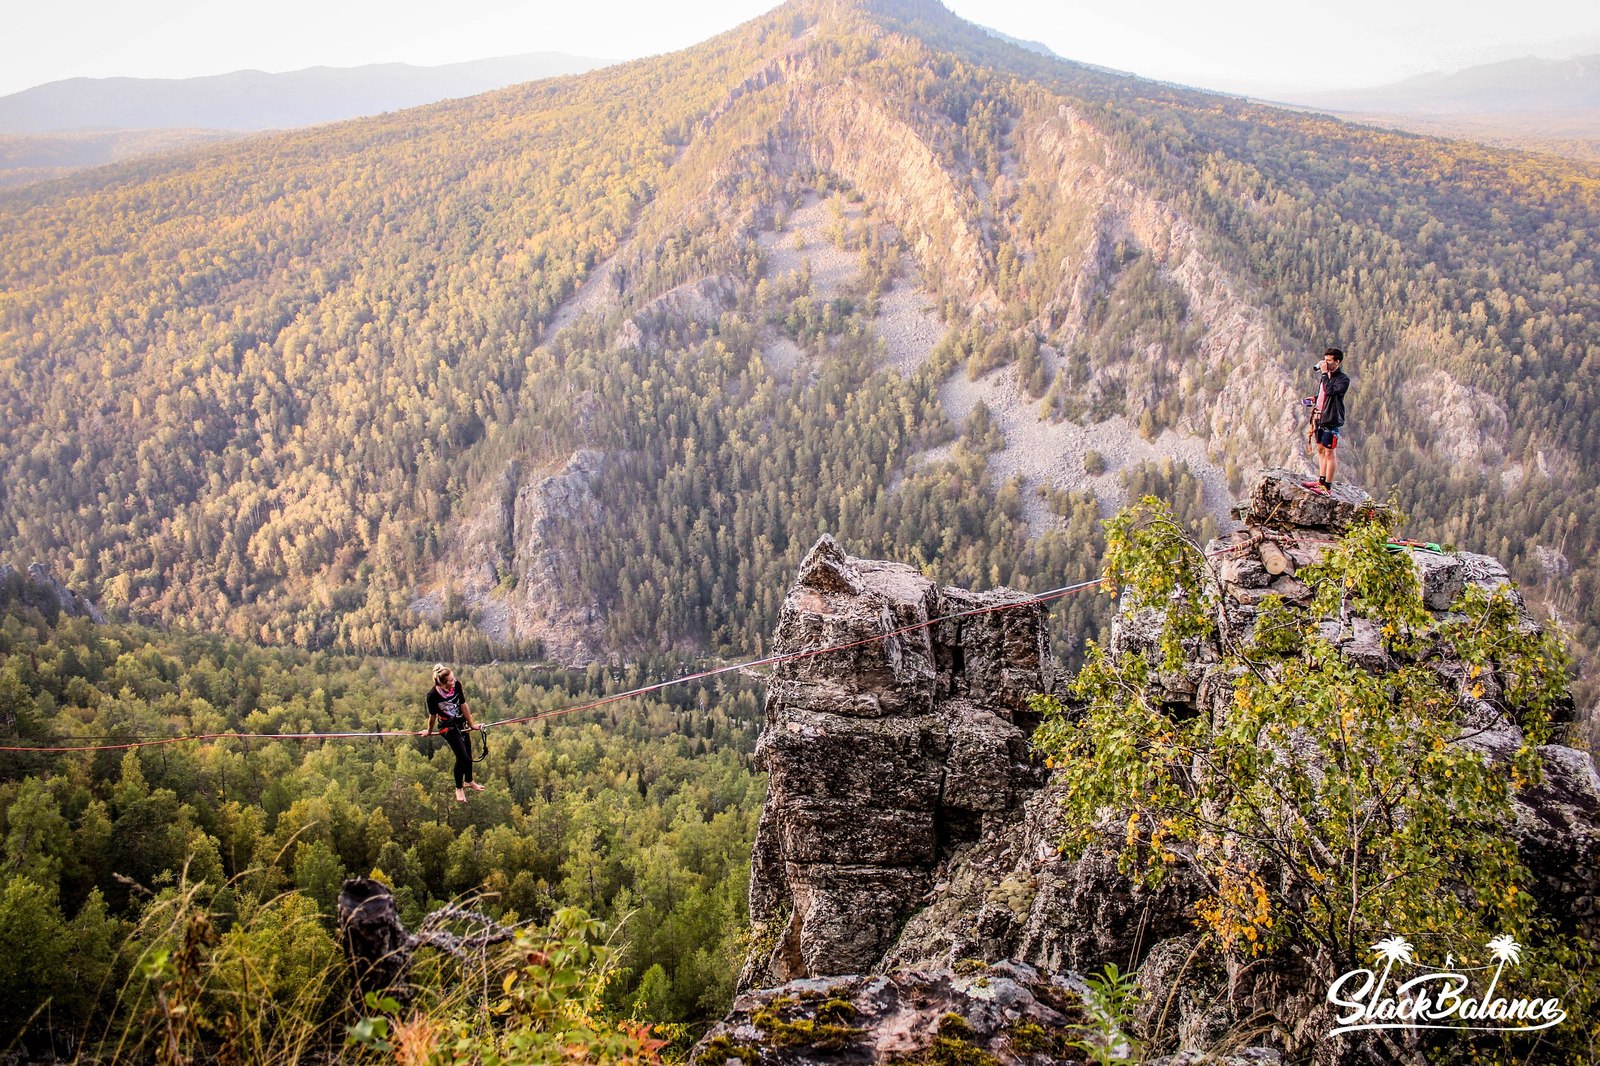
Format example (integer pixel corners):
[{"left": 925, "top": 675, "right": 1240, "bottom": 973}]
[
  {"left": 794, "top": 535, "right": 867, "bottom": 596},
  {"left": 740, "top": 541, "right": 1050, "bottom": 991}
]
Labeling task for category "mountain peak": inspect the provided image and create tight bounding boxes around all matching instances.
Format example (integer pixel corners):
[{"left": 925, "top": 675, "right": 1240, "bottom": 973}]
[
  {"left": 794, "top": 0, "right": 952, "bottom": 21},
  {"left": 776, "top": 0, "right": 1001, "bottom": 52}
]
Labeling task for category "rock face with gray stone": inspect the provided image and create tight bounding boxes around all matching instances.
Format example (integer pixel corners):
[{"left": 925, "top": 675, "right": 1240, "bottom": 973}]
[
  {"left": 426, "top": 448, "right": 610, "bottom": 663},
  {"left": 0, "top": 562, "right": 105, "bottom": 622},
  {"left": 729, "top": 470, "right": 1598, "bottom": 1063},
  {"left": 740, "top": 535, "right": 1051, "bottom": 991},
  {"left": 878, "top": 778, "right": 1201, "bottom": 980}
]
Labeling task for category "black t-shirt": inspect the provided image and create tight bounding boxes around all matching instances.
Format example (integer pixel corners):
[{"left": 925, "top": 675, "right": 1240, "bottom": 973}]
[{"left": 427, "top": 682, "right": 467, "bottom": 728}]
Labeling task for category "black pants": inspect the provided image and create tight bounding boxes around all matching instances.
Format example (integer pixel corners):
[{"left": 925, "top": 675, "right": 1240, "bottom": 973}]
[{"left": 441, "top": 726, "right": 473, "bottom": 787}]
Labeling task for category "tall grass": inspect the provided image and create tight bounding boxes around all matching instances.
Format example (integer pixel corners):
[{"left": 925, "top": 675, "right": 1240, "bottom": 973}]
[
  {"left": 72, "top": 865, "right": 666, "bottom": 1065},
  {"left": 93, "top": 871, "right": 345, "bottom": 1065}
]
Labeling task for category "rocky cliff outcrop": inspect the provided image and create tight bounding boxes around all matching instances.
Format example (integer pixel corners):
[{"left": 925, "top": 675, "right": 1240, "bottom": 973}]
[
  {"left": 718, "top": 469, "right": 1599, "bottom": 1063},
  {"left": 0, "top": 562, "right": 105, "bottom": 622},
  {"left": 800, "top": 84, "right": 996, "bottom": 306},
  {"left": 1022, "top": 105, "right": 1304, "bottom": 474},
  {"left": 424, "top": 449, "right": 609, "bottom": 663},
  {"left": 740, "top": 534, "right": 1053, "bottom": 990}
]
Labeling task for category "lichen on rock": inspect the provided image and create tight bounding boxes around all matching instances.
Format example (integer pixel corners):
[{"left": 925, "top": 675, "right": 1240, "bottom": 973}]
[{"left": 697, "top": 964, "right": 1090, "bottom": 1066}]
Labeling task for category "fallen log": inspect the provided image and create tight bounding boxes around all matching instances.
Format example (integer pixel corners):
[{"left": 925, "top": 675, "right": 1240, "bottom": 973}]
[{"left": 1257, "top": 539, "right": 1294, "bottom": 577}]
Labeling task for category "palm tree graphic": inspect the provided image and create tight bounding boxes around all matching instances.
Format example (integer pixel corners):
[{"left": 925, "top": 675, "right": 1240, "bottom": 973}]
[
  {"left": 1369, "top": 936, "right": 1415, "bottom": 1002},
  {"left": 1483, "top": 935, "right": 1522, "bottom": 1003}
]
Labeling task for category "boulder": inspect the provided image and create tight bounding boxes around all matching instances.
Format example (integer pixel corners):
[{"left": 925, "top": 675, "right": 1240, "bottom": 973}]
[
  {"left": 1232, "top": 468, "right": 1387, "bottom": 533},
  {"left": 1412, "top": 549, "right": 1465, "bottom": 611},
  {"left": 338, "top": 878, "right": 413, "bottom": 1002},
  {"left": 1218, "top": 554, "right": 1271, "bottom": 589}
]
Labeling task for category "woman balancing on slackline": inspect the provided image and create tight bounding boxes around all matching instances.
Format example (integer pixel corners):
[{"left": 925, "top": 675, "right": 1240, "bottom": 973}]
[{"left": 422, "top": 664, "right": 483, "bottom": 802}]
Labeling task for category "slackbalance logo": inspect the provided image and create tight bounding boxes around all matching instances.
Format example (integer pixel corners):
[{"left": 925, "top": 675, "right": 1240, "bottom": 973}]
[{"left": 1327, "top": 936, "right": 1567, "bottom": 1036}]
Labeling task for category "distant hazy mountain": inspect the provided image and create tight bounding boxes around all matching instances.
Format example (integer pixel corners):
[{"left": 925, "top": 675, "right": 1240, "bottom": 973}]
[
  {"left": 0, "top": 53, "right": 613, "bottom": 134},
  {"left": 979, "top": 27, "right": 1060, "bottom": 60},
  {"left": 1270, "top": 53, "right": 1600, "bottom": 161},
  {"left": 1283, "top": 54, "right": 1600, "bottom": 115}
]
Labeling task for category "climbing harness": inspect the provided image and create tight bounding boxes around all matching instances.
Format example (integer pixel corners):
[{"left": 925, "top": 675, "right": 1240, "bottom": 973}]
[{"left": 427, "top": 722, "right": 489, "bottom": 765}]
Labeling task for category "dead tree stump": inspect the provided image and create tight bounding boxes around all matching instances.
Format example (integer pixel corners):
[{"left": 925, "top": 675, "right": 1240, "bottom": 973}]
[
  {"left": 338, "top": 877, "right": 524, "bottom": 1005},
  {"left": 337, "top": 878, "right": 413, "bottom": 1003}
]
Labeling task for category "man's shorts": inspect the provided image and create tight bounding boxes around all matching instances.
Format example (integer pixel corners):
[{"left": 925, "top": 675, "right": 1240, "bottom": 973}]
[{"left": 1315, "top": 426, "right": 1341, "bottom": 449}]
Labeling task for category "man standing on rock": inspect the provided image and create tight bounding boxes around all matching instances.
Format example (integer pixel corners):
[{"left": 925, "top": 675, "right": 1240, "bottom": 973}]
[{"left": 1304, "top": 347, "right": 1348, "bottom": 493}]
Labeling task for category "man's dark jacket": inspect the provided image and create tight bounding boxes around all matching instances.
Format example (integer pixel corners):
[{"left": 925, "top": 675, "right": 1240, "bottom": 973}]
[{"left": 1317, "top": 369, "right": 1349, "bottom": 428}]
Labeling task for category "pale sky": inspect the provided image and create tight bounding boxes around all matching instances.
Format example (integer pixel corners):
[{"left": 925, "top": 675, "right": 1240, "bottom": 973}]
[{"left": 4, "top": 0, "right": 1599, "bottom": 99}]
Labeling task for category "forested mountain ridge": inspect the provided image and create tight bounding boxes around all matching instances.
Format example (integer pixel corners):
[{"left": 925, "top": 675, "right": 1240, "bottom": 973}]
[{"left": 4, "top": 0, "right": 1600, "bottom": 712}]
